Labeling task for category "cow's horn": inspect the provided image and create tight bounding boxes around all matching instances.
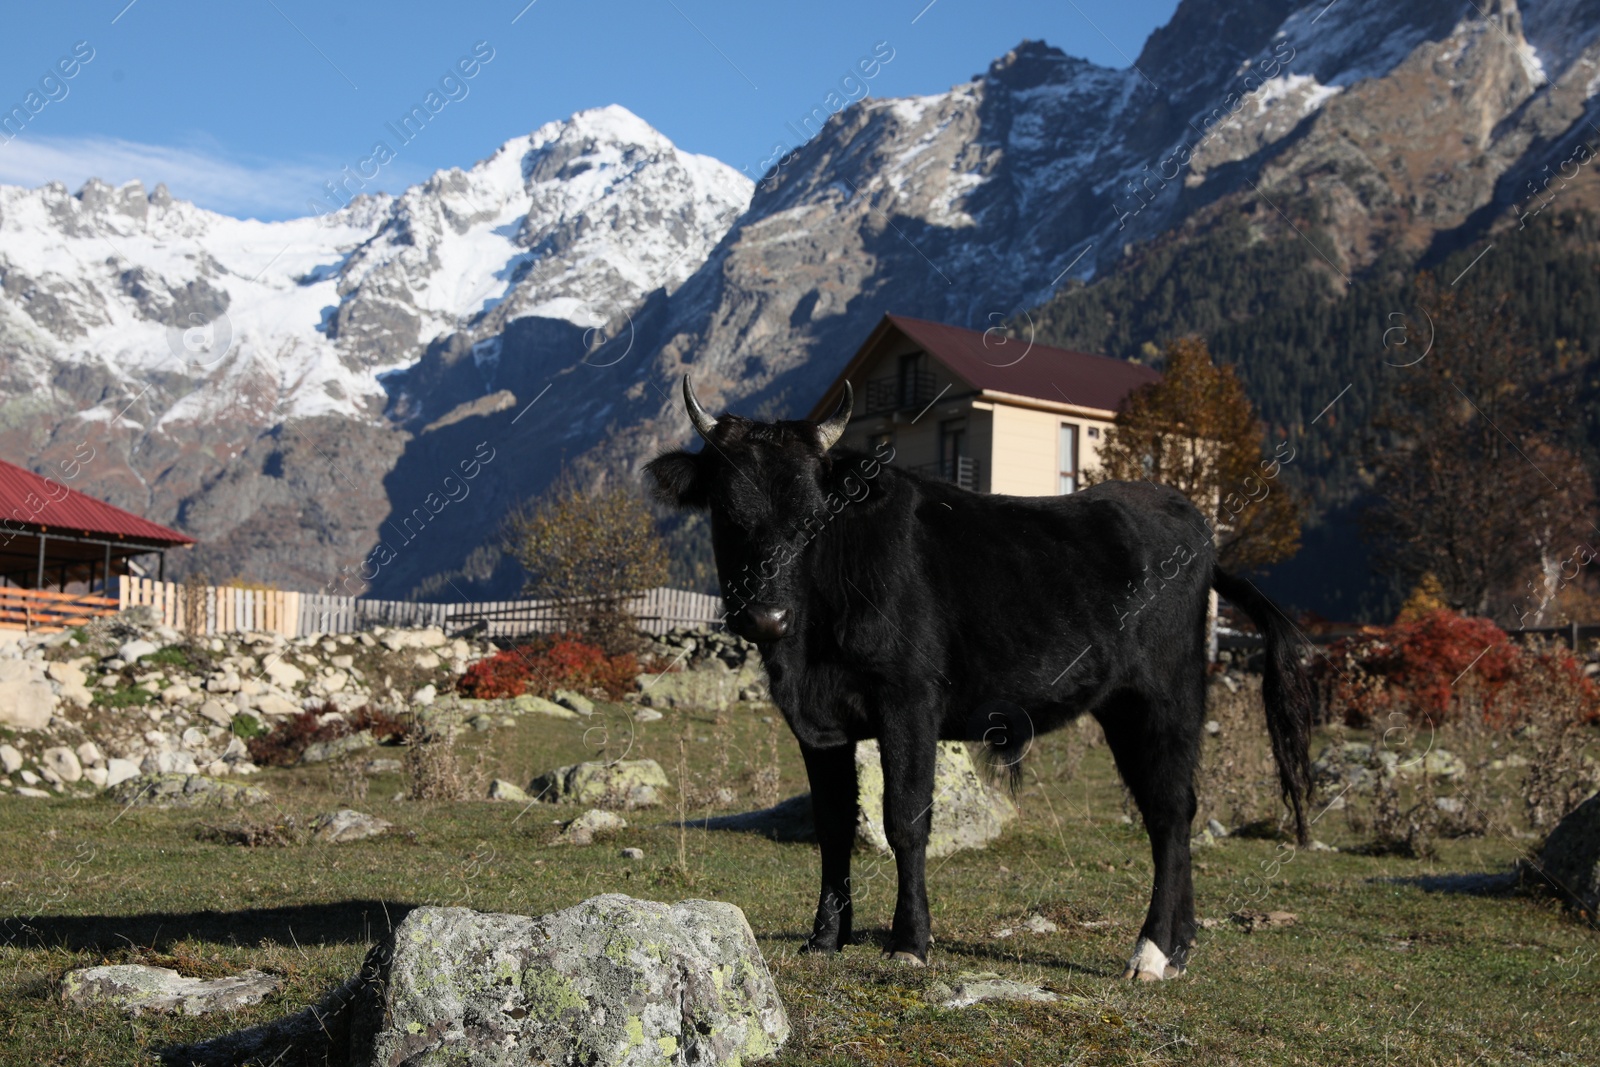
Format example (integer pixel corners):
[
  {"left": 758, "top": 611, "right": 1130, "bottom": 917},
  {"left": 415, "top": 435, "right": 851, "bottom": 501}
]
[
  {"left": 816, "top": 381, "right": 853, "bottom": 451},
  {"left": 682, "top": 374, "right": 718, "bottom": 440}
]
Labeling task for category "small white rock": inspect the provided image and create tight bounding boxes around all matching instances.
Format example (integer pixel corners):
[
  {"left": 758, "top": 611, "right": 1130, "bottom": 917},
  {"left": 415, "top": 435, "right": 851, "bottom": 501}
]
[
  {"left": 198, "top": 700, "right": 233, "bottom": 728},
  {"left": 0, "top": 743, "right": 22, "bottom": 775},
  {"left": 118, "top": 640, "right": 158, "bottom": 663},
  {"left": 76, "top": 741, "right": 104, "bottom": 768},
  {"left": 104, "top": 759, "right": 141, "bottom": 788},
  {"left": 41, "top": 746, "right": 83, "bottom": 783}
]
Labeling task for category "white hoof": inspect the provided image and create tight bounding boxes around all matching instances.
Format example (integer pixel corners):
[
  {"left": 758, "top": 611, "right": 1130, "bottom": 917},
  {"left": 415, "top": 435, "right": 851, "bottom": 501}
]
[{"left": 1123, "top": 938, "right": 1171, "bottom": 982}]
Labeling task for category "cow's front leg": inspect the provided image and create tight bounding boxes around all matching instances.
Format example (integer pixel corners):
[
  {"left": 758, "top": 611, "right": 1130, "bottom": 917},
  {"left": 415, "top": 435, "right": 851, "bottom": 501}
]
[
  {"left": 878, "top": 726, "right": 937, "bottom": 964},
  {"left": 800, "top": 741, "right": 857, "bottom": 953}
]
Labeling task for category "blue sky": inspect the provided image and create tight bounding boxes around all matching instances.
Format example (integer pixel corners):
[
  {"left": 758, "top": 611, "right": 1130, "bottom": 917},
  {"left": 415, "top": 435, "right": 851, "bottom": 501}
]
[{"left": 0, "top": 0, "right": 1180, "bottom": 220}]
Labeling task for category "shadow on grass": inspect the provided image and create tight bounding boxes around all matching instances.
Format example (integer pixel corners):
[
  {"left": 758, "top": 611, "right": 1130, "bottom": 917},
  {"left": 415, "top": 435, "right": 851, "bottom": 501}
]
[
  {"left": 0, "top": 899, "right": 416, "bottom": 952},
  {"left": 1380, "top": 871, "right": 1519, "bottom": 896}
]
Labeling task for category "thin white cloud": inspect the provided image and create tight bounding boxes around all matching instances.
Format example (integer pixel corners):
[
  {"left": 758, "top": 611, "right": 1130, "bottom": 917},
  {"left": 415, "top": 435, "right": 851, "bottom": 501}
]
[{"left": 0, "top": 135, "right": 403, "bottom": 220}]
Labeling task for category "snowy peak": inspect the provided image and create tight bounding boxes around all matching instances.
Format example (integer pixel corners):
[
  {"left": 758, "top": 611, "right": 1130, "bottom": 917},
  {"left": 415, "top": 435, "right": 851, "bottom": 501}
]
[{"left": 327, "top": 105, "right": 751, "bottom": 363}]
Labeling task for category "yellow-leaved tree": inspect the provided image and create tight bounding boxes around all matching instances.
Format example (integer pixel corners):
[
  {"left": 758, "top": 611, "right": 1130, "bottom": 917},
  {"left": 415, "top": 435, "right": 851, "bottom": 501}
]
[{"left": 1089, "top": 336, "right": 1302, "bottom": 572}]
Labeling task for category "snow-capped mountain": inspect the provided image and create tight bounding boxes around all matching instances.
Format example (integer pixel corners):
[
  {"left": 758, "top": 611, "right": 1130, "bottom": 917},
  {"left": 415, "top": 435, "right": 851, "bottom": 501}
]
[
  {"left": 0, "top": 106, "right": 749, "bottom": 589},
  {"left": 3, "top": 0, "right": 1597, "bottom": 600}
]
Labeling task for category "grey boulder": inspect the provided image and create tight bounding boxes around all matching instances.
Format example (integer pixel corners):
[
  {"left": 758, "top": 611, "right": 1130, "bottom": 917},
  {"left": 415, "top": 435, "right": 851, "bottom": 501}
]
[
  {"left": 311, "top": 809, "right": 393, "bottom": 843},
  {"left": 926, "top": 971, "right": 1062, "bottom": 1009},
  {"left": 348, "top": 896, "right": 788, "bottom": 1066},
  {"left": 855, "top": 740, "right": 1015, "bottom": 858},
  {"left": 107, "top": 773, "right": 269, "bottom": 809},
  {"left": 555, "top": 808, "right": 627, "bottom": 846},
  {"left": 531, "top": 759, "right": 670, "bottom": 810},
  {"left": 1536, "top": 791, "right": 1600, "bottom": 918},
  {"left": 699, "top": 742, "right": 1015, "bottom": 858},
  {"left": 61, "top": 964, "right": 281, "bottom": 1016}
]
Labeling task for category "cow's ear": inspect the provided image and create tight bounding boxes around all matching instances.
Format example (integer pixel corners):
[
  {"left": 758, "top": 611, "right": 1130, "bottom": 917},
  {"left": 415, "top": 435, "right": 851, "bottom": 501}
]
[{"left": 644, "top": 450, "right": 707, "bottom": 508}]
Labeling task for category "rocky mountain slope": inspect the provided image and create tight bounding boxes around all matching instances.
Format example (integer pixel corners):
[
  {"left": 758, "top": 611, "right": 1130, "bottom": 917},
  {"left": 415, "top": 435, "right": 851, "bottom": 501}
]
[{"left": 3, "top": 0, "right": 1597, "bottom": 611}]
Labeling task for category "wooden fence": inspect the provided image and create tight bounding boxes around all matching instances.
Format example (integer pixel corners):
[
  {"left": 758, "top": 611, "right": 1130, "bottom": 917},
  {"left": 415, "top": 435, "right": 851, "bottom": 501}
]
[
  {"left": 113, "top": 578, "right": 722, "bottom": 640},
  {"left": 119, "top": 577, "right": 301, "bottom": 637},
  {"left": 1220, "top": 620, "right": 1600, "bottom": 654},
  {"left": 0, "top": 587, "right": 120, "bottom": 633}
]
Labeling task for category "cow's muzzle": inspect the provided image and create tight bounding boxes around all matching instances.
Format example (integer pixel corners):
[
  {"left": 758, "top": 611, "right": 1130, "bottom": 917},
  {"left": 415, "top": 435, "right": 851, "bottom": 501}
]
[{"left": 728, "top": 603, "right": 790, "bottom": 643}]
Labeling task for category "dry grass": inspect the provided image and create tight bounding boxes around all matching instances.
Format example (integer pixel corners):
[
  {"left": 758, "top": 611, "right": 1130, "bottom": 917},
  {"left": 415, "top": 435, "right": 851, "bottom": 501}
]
[{"left": 404, "top": 730, "right": 490, "bottom": 801}]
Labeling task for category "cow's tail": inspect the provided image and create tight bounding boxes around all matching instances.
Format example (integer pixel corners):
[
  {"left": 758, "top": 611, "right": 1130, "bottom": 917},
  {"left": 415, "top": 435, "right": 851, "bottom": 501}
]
[{"left": 1211, "top": 567, "right": 1314, "bottom": 845}]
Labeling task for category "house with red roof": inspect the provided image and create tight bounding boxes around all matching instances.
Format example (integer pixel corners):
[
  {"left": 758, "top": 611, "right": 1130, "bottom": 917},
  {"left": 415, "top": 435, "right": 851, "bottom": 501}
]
[
  {"left": 808, "top": 314, "right": 1161, "bottom": 494},
  {"left": 0, "top": 459, "right": 193, "bottom": 594}
]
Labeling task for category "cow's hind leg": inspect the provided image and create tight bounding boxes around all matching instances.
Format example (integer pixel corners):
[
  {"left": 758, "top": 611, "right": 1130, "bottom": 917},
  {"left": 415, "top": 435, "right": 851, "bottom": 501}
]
[
  {"left": 878, "top": 725, "right": 937, "bottom": 964},
  {"left": 1098, "top": 693, "right": 1201, "bottom": 981},
  {"left": 801, "top": 742, "right": 857, "bottom": 953}
]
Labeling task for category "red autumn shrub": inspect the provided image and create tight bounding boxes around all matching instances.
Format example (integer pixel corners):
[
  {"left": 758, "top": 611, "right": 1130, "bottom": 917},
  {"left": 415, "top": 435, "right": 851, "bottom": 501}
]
[
  {"left": 246, "top": 702, "right": 411, "bottom": 767},
  {"left": 454, "top": 633, "right": 638, "bottom": 700},
  {"left": 1314, "top": 609, "right": 1597, "bottom": 726}
]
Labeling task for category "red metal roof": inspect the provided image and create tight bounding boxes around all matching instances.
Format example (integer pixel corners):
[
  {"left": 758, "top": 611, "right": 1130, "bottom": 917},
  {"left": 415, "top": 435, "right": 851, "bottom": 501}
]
[
  {"left": 0, "top": 460, "right": 194, "bottom": 546},
  {"left": 886, "top": 314, "right": 1163, "bottom": 412},
  {"left": 810, "top": 314, "right": 1163, "bottom": 419}
]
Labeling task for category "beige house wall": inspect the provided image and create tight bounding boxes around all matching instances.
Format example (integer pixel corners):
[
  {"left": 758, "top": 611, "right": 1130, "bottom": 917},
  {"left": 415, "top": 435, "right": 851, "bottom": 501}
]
[
  {"left": 984, "top": 403, "right": 1117, "bottom": 497},
  {"left": 832, "top": 344, "right": 1122, "bottom": 500}
]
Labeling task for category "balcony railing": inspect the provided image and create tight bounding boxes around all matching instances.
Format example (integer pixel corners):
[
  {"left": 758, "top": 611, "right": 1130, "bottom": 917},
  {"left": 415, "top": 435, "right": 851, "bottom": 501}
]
[
  {"left": 910, "top": 456, "right": 980, "bottom": 492},
  {"left": 863, "top": 371, "right": 939, "bottom": 416}
]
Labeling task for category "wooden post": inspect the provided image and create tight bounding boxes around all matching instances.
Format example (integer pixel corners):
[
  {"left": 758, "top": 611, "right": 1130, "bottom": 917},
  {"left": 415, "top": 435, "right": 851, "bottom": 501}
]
[{"left": 35, "top": 534, "right": 46, "bottom": 589}]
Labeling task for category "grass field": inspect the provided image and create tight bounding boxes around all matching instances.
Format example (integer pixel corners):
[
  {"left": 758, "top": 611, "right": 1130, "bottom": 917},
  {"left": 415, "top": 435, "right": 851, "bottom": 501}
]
[{"left": 1, "top": 694, "right": 1596, "bottom": 1066}]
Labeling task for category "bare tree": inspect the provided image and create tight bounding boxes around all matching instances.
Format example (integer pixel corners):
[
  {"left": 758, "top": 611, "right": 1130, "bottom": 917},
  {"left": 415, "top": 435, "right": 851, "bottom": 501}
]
[{"left": 509, "top": 480, "right": 669, "bottom": 650}]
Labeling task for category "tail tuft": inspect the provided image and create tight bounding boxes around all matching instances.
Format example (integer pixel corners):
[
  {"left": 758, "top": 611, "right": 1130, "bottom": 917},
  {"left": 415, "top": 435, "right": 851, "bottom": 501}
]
[{"left": 1212, "top": 568, "right": 1315, "bottom": 845}]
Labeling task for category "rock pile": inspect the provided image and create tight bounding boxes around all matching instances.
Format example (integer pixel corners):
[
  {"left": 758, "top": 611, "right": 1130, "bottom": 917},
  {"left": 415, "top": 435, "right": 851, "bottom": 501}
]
[
  {"left": 0, "top": 608, "right": 495, "bottom": 800},
  {"left": 639, "top": 627, "right": 768, "bottom": 710}
]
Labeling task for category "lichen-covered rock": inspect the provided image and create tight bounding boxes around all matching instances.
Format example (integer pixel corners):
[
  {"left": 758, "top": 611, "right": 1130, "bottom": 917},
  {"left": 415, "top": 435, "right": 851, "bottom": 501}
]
[
  {"left": 348, "top": 897, "right": 788, "bottom": 1066},
  {"left": 553, "top": 689, "right": 595, "bottom": 716},
  {"left": 926, "top": 971, "right": 1061, "bottom": 1009},
  {"left": 854, "top": 740, "right": 1015, "bottom": 858},
  {"left": 488, "top": 778, "right": 529, "bottom": 802},
  {"left": 107, "top": 773, "right": 269, "bottom": 809},
  {"left": 1537, "top": 791, "right": 1600, "bottom": 918},
  {"left": 311, "top": 809, "right": 393, "bottom": 843},
  {"left": 531, "top": 759, "right": 670, "bottom": 810},
  {"left": 636, "top": 662, "right": 763, "bottom": 712},
  {"left": 61, "top": 964, "right": 281, "bottom": 1016},
  {"left": 556, "top": 808, "right": 627, "bottom": 846},
  {"left": 300, "top": 730, "right": 375, "bottom": 764},
  {"left": 511, "top": 694, "right": 581, "bottom": 720}
]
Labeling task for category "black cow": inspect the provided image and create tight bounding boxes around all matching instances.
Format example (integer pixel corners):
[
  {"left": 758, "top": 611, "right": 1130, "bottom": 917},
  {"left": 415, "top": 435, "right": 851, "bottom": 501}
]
[{"left": 646, "top": 376, "right": 1313, "bottom": 979}]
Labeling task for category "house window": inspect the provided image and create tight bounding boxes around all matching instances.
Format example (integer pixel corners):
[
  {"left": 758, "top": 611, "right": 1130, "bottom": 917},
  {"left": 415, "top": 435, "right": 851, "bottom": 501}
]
[
  {"left": 939, "top": 418, "right": 966, "bottom": 474},
  {"left": 898, "top": 352, "right": 928, "bottom": 408},
  {"left": 1059, "top": 422, "right": 1079, "bottom": 494},
  {"left": 1087, "top": 426, "right": 1100, "bottom": 438}
]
